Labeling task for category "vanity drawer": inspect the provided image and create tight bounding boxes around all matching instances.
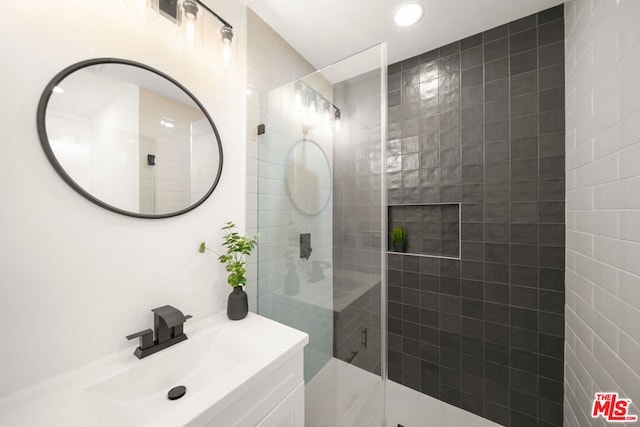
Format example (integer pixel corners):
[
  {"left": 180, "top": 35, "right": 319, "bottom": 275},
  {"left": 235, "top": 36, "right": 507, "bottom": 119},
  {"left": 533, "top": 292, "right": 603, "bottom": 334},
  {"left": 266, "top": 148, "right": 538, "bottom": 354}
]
[
  {"left": 256, "top": 381, "right": 304, "bottom": 427},
  {"left": 193, "top": 350, "right": 304, "bottom": 427}
]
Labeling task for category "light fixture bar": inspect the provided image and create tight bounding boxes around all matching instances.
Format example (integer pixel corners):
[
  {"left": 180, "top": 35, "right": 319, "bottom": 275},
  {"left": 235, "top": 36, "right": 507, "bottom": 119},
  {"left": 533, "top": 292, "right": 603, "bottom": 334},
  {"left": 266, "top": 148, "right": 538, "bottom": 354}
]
[
  {"left": 158, "top": 0, "right": 232, "bottom": 29},
  {"left": 296, "top": 80, "right": 341, "bottom": 120},
  {"left": 194, "top": 0, "right": 232, "bottom": 29}
]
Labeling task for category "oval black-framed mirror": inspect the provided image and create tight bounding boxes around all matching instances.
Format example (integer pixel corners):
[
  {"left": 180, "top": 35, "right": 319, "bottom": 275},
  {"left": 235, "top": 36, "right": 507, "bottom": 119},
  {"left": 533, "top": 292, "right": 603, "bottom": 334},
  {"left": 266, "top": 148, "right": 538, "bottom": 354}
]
[{"left": 37, "top": 58, "right": 223, "bottom": 218}]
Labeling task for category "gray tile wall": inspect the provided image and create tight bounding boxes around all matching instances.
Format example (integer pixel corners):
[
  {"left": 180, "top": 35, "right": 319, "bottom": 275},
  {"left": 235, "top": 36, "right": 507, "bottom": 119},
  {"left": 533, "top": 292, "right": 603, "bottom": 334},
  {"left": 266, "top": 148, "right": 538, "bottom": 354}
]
[{"left": 387, "top": 6, "right": 565, "bottom": 426}]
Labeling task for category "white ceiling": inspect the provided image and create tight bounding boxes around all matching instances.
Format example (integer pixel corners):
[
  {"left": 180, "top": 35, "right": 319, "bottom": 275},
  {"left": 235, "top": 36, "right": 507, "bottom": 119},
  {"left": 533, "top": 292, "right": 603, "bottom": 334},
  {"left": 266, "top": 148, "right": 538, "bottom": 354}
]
[{"left": 244, "top": 0, "right": 564, "bottom": 69}]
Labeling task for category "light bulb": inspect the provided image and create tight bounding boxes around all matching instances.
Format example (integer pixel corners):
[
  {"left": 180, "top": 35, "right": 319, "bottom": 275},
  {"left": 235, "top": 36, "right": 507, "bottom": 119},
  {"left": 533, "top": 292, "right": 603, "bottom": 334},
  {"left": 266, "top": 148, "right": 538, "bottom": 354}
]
[
  {"left": 185, "top": 20, "right": 195, "bottom": 47},
  {"left": 220, "top": 25, "right": 233, "bottom": 68},
  {"left": 309, "top": 99, "right": 318, "bottom": 123},
  {"left": 223, "top": 42, "right": 231, "bottom": 67},
  {"left": 178, "top": 0, "right": 199, "bottom": 47},
  {"left": 182, "top": 0, "right": 198, "bottom": 20},
  {"left": 323, "top": 102, "right": 331, "bottom": 125},
  {"left": 334, "top": 109, "right": 341, "bottom": 132}
]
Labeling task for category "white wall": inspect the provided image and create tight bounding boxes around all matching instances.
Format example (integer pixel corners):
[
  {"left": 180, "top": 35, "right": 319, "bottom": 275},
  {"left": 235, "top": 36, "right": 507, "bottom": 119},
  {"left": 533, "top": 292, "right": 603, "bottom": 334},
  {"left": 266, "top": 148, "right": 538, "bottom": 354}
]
[
  {"left": 0, "top": 0, "right": 246, "bottom": 396},
  {"left": 564, "top": 0, "right": 640, "bottom": 425}
]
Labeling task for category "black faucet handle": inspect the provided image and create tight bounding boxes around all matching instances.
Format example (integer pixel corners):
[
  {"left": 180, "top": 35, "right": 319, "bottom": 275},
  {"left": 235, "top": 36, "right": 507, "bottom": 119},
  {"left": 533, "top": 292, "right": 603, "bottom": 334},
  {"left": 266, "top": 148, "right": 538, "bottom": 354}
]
[
  {"left": 126, "top": 328, "right": 154, "bottom": 350},
  {"left": 127, "top": 310, "right": 192, "bottom": 360},
  {"left": 152, "top": 305, "right": 191, "bottom": 328}
]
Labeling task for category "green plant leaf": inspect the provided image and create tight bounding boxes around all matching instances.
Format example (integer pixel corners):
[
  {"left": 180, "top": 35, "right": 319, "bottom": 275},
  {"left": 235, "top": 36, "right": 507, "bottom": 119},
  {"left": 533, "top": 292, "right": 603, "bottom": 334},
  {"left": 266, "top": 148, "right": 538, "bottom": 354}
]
[
  {"left": 204, "top": 221, "right": 260, "bottom": 288},
  {"left": 391, "top": 226, "right": 408, "bottom": 242}
]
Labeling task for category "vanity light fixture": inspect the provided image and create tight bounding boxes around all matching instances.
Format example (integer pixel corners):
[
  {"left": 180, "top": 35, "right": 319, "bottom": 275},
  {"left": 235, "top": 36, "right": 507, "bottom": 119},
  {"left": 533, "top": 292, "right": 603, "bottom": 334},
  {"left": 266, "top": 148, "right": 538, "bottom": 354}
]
[
  {"left": 177, "top": 0, "right": 234, "bottom": 60},
  {"left": 393, "top": 2, "right": 424, "bottom": 27},
  {"left": 292, "top": 80, "right": 342, "bottom": 131},
  {"left": 134, "top": 0, "right": 234, "bottom": 64}
]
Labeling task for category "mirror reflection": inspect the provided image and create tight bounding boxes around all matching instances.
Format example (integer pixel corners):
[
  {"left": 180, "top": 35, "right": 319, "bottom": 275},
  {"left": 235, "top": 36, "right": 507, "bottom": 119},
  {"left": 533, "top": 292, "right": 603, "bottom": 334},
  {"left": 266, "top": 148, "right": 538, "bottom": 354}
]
[
  {"left": 39, "top": 59, "right": 223, "bottom": 218},
  {"left": 286, "top": 139, "right": 331, "bottom": 215}
]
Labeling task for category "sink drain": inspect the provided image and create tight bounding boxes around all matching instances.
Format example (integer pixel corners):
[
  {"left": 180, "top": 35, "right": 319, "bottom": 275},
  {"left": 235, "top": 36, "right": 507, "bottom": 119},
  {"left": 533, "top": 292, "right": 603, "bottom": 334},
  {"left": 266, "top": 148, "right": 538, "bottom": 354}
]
[{"left": 167, "top": 385, "right": 187, "bottom": 400}]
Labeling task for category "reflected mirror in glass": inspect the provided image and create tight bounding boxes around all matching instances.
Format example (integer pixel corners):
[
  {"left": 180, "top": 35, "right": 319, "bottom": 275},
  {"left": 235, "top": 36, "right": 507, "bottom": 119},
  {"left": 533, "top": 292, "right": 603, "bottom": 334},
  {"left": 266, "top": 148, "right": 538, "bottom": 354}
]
[
  {"left": 37, "top": 58, "right": 223, "bottom": 218},
  {"left": 286, "top": 139, "right": 331, "bottom": 215}
]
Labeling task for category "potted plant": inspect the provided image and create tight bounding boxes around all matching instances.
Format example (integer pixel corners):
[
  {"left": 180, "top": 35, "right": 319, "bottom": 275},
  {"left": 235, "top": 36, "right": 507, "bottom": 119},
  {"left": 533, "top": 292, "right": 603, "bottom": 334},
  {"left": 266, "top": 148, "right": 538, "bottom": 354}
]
[
  {"left": 199, "top": 221, "right": 259, "bottom": 320},
  {"left": 391, "top": 226, "right": 408, "bottom": 253}
]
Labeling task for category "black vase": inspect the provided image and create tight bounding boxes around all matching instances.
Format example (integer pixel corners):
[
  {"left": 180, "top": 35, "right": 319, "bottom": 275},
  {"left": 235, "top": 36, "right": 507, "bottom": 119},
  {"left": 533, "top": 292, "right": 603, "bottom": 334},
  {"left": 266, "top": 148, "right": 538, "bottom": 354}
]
[
  {"left": 227, "top": 286, "right": 248, "bottom": 320},
  {"left": 393, "top": 241, "right": 406, "bottom": 253}
]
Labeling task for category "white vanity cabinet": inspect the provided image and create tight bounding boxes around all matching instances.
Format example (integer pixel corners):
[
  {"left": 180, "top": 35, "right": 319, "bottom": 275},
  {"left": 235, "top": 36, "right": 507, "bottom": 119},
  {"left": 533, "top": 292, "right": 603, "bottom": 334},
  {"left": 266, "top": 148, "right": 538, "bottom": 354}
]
[
  {"left": 0, "top": 313, "right": 308, "bottom": 427},
  {"left": 196, "top": 349, "right": 305, "bottom": 427},
  {"left": 256, "top": 382, "right": 304, "bottom": 427}
]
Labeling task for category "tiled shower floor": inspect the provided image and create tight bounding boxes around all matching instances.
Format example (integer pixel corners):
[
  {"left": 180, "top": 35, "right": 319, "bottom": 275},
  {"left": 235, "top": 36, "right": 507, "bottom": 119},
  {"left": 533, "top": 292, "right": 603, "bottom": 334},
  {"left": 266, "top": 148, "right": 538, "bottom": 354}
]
[{"left": 306, "top": 358, "right": 501, "bottom": 427}]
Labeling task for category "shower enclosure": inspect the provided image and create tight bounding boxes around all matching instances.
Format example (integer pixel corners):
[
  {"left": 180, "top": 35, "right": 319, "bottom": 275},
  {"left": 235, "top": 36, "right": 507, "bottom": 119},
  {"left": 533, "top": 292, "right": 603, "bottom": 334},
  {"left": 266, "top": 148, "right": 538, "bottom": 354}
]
[
  {"left": 255, "top": 6, "right": 565, "bottom": 427},
  {"left": 256, "top": 45, "right": 388, "bottom": 425}
]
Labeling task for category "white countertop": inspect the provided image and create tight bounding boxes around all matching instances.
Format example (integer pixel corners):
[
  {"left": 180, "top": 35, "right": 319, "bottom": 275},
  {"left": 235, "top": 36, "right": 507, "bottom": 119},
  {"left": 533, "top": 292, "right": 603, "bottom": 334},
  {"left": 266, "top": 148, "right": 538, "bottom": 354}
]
[{"left": 0, "top": 312, "right": 308, "bottom": 427}]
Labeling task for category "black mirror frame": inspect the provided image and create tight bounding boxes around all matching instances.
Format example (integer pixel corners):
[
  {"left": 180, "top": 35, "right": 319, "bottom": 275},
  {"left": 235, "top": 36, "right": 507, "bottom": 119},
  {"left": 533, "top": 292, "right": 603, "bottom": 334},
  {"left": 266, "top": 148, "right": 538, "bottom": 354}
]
[{"left": 36, "top": 57, "right": 224, "bottom": 219}]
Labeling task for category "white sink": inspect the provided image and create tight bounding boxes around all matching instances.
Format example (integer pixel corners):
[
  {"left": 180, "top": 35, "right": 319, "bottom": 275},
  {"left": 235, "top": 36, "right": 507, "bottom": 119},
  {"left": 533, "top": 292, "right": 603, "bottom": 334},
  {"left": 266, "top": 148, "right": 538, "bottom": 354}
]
[
  {"left": 0, "top": 312, "right": 308, "bottom": 427},
  {"left": 85, "top": 319, "right": 259, "bottom": 426}
]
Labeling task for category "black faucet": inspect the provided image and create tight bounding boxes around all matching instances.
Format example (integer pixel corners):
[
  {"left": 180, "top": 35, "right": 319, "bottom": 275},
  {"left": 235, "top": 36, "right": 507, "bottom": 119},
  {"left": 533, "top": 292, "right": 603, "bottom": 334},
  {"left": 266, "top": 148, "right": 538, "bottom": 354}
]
[{"left": 126, "top": 305, "right": 192, "bottom": 359}]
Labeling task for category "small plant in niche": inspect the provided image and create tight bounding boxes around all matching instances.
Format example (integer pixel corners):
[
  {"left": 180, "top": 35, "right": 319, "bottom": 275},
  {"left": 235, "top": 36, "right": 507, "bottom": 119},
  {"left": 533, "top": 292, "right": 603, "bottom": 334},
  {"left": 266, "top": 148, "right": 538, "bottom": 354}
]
[
  {"left": 391, "top": 226, "right": 408, "bottom": 253},
  {"left": 199, "top": 221, "right": 259, "bottom": 288},
  {"left": 391, "top": 226, "right": 408, "bottom": 242}
]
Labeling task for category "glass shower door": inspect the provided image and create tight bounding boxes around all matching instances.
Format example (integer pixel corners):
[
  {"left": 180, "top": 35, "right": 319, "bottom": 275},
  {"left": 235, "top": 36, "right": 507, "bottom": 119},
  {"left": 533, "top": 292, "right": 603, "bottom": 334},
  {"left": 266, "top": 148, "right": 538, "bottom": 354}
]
[{"left": 256, "top": 44, "right": 387, "bottom": 426}]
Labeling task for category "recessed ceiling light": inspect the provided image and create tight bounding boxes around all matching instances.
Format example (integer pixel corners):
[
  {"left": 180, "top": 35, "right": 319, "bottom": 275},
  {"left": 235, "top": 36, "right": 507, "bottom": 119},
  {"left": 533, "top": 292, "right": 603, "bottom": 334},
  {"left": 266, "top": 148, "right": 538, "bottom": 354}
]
[{"left": 394, "top": 3, "right": 424, "bottom": 27}]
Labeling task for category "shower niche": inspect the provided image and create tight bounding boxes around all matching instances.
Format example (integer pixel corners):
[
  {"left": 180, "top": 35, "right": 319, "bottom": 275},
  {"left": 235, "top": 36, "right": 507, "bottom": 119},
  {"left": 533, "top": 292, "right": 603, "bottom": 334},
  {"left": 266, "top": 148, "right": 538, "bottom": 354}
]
[{"left": 388, "top": 203, "right": 460, "bottom": 259}]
